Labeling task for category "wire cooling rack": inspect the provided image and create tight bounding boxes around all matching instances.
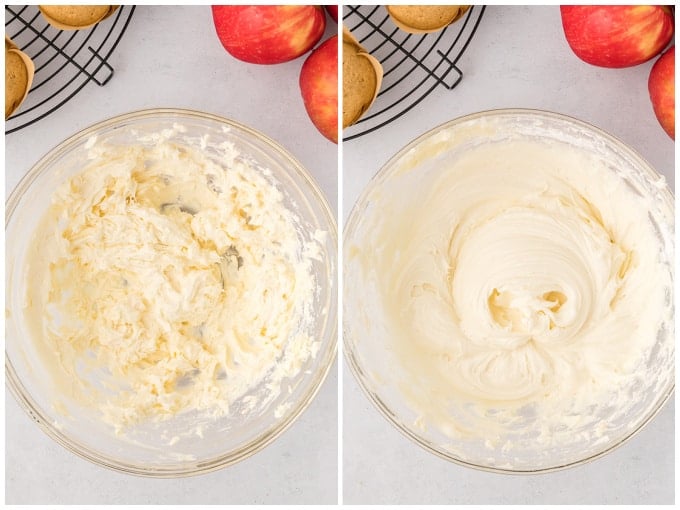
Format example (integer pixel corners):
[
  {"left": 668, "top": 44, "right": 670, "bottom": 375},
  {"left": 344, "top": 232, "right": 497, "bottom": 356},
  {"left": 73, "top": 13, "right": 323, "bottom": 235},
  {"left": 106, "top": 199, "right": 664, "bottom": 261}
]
[
  {"left": 5, "top": 5, "right": 135, "bottom": 134},
  {"left": 342, "top": 5, "right": 485, "bottom": 141}
]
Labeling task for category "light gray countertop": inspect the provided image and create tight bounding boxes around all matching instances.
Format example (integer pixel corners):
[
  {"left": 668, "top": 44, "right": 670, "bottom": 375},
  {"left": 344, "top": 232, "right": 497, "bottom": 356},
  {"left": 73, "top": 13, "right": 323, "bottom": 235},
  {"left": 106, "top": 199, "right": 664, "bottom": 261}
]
[
  {"left": 342, "top": 5, "right": 674, "bottom": 505},
  {"left": 5, "top": 5, "right": 338, "bottom": 505},
  {"left": 5, "top": 4, "right": 675, "bottom": 506}
]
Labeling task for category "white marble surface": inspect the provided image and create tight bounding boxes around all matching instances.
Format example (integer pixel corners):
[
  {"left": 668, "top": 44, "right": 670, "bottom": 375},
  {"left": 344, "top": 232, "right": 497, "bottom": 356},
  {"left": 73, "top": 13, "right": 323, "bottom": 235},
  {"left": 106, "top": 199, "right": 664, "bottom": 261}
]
[
  {"left": 342, "top": 5, "right": 674, "bottom": 505},
  {"left": 5, "top": 5, "right": 338, "bottom": 505}
]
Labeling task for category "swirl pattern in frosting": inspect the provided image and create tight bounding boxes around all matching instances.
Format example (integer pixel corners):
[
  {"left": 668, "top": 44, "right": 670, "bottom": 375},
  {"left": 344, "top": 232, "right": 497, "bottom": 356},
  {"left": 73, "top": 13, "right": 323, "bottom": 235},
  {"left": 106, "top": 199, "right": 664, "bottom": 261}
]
[{"left": 346, "top": 122, "right": 673, "bottom": 467}]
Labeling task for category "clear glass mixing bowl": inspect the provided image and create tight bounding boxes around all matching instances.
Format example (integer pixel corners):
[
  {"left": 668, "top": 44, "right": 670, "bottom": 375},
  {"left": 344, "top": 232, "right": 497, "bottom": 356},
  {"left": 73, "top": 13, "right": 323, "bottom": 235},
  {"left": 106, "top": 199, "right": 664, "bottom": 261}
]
[
  {"left": 343, "top": 109, "right": 673, "bottom": 473},
  {"left": 6, "top": 108, "right": 337, "bottom": 477}
]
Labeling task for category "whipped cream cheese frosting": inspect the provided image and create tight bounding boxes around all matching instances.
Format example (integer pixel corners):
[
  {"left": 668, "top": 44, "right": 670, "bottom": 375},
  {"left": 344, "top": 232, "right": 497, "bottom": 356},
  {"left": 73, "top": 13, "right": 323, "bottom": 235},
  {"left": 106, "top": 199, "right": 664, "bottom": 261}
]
[
  {"left": 346, "top": 117, "right": 673, "bottom": 466},
  {"left": 24, "top": 126, "right": 323, "bottom": 433}
]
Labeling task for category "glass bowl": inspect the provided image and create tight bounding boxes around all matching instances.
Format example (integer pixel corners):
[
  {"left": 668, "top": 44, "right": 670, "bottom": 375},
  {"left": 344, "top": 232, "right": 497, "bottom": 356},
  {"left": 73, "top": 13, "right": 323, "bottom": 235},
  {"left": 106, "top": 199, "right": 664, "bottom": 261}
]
[
  {"left": 6, "top": 108, "right": 337, "bottom": 477},
  {"left": 343, "top": 109, "right": 673, "bottom": 473}
]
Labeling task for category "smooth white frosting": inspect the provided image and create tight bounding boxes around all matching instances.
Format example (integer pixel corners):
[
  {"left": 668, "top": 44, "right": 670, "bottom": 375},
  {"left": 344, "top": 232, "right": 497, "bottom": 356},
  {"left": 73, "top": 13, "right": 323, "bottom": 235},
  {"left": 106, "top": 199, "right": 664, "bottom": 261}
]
[{"left": 346, "top": 126, "right": 673, "bottom": 464}]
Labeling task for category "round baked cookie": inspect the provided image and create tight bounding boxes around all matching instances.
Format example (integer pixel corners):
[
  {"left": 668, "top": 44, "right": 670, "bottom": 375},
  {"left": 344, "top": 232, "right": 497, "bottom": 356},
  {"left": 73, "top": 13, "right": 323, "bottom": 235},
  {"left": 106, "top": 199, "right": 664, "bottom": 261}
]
[
  {"left": 387, "top": 5, "right": 469, "bottom": 33},
  {"left": 342, "top": 29, "right": 383, "bottom": 129},
  {"left": 39, "top": 5, "right": 118, "bottom": 30},
  {"left": 5, "top": 36, "right": 34, "bottom": 119},
  {"left": 343, "top": 42, "right": 376, "bottom": 128}
]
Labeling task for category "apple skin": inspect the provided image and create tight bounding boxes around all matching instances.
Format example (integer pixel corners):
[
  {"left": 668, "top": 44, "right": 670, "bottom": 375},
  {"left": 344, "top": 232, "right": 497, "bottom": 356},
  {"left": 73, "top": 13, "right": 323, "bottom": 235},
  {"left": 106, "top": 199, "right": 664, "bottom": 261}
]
[
  {"left": 648, "top": 46, "right": 675, "bottom": 139},
  {"left": 299, "top": 35, "right": 338, "bottom": 143},
  {"left": 560, "top": 5, "right": 674, "bottom": 68},
  {"left": 325, "top": 5, "right": 338, "bottom": 23},
  {"left": 212, "top": 5, "right": 326, "bottom": 65}
]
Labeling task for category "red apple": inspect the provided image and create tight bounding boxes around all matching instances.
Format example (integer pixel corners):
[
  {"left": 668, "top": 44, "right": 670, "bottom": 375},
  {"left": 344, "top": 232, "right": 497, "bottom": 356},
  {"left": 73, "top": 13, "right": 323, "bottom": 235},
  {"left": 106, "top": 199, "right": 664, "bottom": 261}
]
[
  {"left": 325, "top": 5, "right": 338, "bottom": 23},
  {"left": 299, "top": 35, "right": 338, "bottom": 143},
  {"left": 560, "top": 5, "right": 674, "bottom": 68},
  {"left": 211, "top": 5, "right": 326, "bottom": 65},
  {"left": 649, "top": 46, "right": 675, "bottom": 139}
]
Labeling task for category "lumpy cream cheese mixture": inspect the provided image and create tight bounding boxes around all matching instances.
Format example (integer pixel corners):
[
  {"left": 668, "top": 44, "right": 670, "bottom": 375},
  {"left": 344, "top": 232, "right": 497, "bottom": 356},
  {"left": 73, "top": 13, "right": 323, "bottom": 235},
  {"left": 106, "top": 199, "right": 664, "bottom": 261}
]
[
  {"left": 347, "top": 125, "right": 673, "bottom": 461},
  {"left": 24, "top": 127, "right": 323, "bottom": 433}
]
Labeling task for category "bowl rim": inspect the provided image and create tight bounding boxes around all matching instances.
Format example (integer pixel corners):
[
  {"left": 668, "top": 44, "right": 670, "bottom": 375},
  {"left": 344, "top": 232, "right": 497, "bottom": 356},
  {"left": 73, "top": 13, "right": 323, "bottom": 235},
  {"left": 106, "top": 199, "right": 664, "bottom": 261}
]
[
  {"left": 342, "top": 107, "right": 675, "bottom": 474},
  {"left": 5, "top": 107, "right": 338, "bottom": 477}
]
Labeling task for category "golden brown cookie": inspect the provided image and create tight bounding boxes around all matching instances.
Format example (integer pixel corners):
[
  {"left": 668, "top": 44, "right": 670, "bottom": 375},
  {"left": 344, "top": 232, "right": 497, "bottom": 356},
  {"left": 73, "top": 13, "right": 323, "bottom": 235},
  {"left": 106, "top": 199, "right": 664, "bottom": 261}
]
[
  {"left": 342, "top": 28, "right": 383, "bottom": 129},
  {"left": 39, "top": 5, "right": 119, "bottom": 30},
  {"left": 386, "top": 5, "right": 470, "bottom": 34},
  {"left": 5, "top": 35, "right": 34, "bottom": 119}
]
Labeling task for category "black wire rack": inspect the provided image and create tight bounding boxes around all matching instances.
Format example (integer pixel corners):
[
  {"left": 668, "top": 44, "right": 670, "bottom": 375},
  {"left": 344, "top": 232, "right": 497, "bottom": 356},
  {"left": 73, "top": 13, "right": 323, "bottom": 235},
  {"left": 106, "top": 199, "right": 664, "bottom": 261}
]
[
  {"left": 342, "top": 5, "right": 485, "bottom": 141},
  {"left": 5, "top": 5, "right": 135, "bottom": 135}
]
